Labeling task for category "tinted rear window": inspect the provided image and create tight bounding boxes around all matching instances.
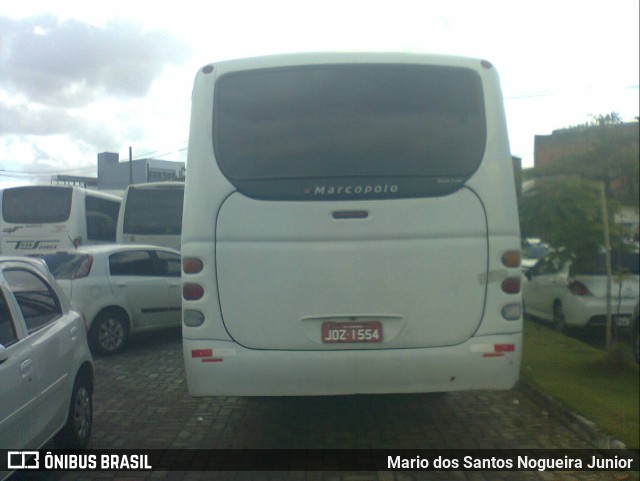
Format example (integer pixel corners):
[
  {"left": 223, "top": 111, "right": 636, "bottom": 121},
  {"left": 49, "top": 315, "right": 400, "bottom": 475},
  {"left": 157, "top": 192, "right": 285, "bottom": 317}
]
[
  {"left": 213, "top": 64, "right": 486, "bottom": 200},
  {"left": 40, "top": 253, "right": 90, "bottom": 279},
  {"left": 2, "top": 187, "right": 72, "bottom": 223},
  {"left": 123, "top": 187, "right": 184, "bottom": 235},
  {"left": 523, "top": 244, "right": 549, "bottom": 260}
]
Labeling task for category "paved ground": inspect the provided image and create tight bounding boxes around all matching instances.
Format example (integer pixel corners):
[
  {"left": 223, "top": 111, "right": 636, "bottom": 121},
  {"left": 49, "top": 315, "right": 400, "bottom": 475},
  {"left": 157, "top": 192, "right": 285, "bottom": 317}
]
[{"left": 12, "top": 327, "right": 637, "bottom": 481}]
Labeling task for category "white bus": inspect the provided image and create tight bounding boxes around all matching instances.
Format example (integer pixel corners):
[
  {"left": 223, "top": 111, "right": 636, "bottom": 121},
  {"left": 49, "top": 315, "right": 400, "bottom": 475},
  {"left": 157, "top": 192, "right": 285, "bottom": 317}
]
[
  {"left": 0, "top": 185, "right": 121, "bottom": 256},
  {"left": 116, "top": 181, "right": 184, "bottom": 251},
  {"left": 181, "top": 53, "right": 522, "bottom": 396}
]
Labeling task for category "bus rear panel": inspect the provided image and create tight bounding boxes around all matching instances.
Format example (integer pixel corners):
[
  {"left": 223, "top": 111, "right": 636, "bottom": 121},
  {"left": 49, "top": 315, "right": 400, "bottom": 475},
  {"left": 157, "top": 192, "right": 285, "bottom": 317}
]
[
  {"left": 116, "top": 182, "right": 184, "bottom": 251},
  {"left": 182, "top": 53, "right": 522, "bottom": 396},
  {"left": 1, "top": 186, "right": 120, "bottom": 256}
]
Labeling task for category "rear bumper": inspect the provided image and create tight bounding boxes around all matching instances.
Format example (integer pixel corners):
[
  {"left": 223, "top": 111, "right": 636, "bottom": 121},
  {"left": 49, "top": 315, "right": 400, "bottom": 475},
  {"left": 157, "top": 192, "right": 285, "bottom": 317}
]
[
  {"left": 183, "top": 333, "right": 522, "bottom": 396},
  {"left": 563, "top": 297, "right": 638, "bottom": 328}
]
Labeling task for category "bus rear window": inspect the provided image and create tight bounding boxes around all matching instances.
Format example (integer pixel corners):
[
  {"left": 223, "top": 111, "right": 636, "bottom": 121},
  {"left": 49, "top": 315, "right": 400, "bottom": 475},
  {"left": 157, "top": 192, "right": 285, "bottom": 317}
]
[
  {"left": 123, "top": 187, "right": 184, "bottom": 235},
  {"left": 2, "top": 187, "right": 73, "bottom": 224},
  {"left": 213, "top": 63, "right": 486, "bottom": 198}
]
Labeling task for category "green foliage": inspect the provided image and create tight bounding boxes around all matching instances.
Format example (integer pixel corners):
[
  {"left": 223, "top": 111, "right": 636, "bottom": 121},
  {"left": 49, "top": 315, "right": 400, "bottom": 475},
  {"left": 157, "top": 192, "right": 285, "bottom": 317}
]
[
  {"left": 522, "top": 320, "right": 639, "bottom": 448},
  {"left": 520, "top": 177, "right": 618, "bottom": 264},
  {"left": 538, "top": 114, "right": 639, "bottom": 206},
  {"left": 521, "top": 113, "right": 638, "bottom": 258}
]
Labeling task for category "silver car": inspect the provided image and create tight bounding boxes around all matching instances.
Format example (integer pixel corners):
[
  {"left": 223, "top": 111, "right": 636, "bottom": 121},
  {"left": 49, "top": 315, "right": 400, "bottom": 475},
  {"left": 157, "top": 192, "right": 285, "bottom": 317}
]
[
  {"left": 0, "top": 256, "right": 94, "bottom": 479},
  {"left": 41, "top": 244, "right": 182, "bottom": 355},
  {"left": 523, "top": 250, "right": 639, "bottom": 332}
]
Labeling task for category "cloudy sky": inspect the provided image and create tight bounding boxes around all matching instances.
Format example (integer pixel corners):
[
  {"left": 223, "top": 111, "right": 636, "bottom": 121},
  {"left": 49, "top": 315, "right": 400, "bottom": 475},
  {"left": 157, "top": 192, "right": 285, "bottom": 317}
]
[{"left": 1, "top": 0, "right": 638, "bottom": 187}]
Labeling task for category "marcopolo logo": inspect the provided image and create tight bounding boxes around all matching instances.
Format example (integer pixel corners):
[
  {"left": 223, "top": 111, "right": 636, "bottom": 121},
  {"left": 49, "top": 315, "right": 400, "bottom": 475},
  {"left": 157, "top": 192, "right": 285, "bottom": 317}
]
[{"left": 304, "top": 183, "right": 399, "bottom": 197}]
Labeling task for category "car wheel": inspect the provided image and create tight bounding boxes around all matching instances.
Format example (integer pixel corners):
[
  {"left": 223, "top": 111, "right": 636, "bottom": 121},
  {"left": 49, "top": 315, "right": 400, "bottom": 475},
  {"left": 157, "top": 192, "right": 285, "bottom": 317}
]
[
  {"left": 552, "top": 301, "right": 566, "bottom": 333},
  {"left": 91, "top": 310, "right": 129, "bottom": 355},
  {"left": 56, "top": 374, "right": 92, "bottom": 449}
]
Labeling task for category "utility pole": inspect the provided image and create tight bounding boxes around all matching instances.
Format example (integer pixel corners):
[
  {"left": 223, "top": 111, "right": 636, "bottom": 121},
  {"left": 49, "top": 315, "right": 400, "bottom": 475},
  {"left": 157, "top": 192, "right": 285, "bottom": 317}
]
[
  {"left": 129, "top": 146, "right": 133, "bottom": 185},
  {"left": 600, "top": 181, "right": 613, "bottom": 351}
]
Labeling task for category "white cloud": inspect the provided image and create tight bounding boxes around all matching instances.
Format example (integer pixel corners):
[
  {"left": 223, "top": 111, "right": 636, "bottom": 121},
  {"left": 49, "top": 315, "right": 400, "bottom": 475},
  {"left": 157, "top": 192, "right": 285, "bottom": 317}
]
[{"left": 0, "top": 15, "right": 189, "bottom": 106}]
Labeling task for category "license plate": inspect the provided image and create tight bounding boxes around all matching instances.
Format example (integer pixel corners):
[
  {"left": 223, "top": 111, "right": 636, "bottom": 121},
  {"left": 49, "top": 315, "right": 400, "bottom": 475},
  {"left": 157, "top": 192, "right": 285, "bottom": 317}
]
[{"left": 321, "top": 321, "right": 383, "bottom": 343}]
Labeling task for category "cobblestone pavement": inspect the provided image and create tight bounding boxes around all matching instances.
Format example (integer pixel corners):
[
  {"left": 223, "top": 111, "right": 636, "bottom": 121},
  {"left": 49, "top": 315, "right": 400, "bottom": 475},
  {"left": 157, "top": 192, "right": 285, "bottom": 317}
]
[{"left": 12, "top": 327, "right": 637, "bottom": 481}]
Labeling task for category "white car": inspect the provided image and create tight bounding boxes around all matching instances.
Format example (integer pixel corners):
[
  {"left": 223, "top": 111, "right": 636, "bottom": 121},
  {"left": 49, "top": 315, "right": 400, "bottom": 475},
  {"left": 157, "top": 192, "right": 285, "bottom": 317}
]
[
  {"left": 41, "top": 244, "right": 182, "bottom": 355},
  {"left": 521, "top": 238, "right": 550, "bottom": 272},
  {"left": 0, "top": 256, "right": 94, "bottom": 476},
  {"left": 523, "top": 250, "right": 639, "bottom": 331}
]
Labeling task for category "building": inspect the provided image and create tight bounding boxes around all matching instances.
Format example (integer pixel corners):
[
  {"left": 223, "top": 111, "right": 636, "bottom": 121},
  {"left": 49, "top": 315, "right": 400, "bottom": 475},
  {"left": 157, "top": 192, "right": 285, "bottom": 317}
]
[
  {"left": 512, "top": 155, "right": 522, "bottom": 204},
  {"left": 532, "top": 121, "right": 639, "bottom": 238},
  {"left": 534, "top": 121, "right": 638, "bottom": 171},
  {"left": 52, "top": 152, "right": 185, "bottom": 191},
  {"left": 96, "top": 152, "right": 185, "bottom": 190}
]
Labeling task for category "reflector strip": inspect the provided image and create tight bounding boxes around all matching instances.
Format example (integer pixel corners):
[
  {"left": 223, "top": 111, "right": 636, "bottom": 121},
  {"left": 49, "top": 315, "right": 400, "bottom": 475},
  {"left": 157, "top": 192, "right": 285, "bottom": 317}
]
[
  {"left": 471, "top": 344, "right": 493, "bottom": 353},
  {"left": 202, "top": 358, "right": 224, "bottom": 363},
  {"left": 192, "top": 349, "right": 213, "bottom": 358},
  {"left": 472, "top": 344, "right": 516, "bottom": 355}
]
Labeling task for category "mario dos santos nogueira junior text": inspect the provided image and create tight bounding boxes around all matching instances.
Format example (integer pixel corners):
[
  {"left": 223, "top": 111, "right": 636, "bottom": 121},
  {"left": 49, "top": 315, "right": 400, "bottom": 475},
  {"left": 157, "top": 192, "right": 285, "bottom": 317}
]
[{"left": 388, "top": 454, "right": 636, "bottom": 471}]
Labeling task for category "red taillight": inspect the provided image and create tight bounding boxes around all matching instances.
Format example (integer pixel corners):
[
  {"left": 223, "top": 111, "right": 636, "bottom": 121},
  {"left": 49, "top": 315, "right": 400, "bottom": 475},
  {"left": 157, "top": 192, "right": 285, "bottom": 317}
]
[
  {"left": 568, "top": 280, "right": 593, "bottom": 296},
  {"left": 183, "top": 258, "right": 203, "bottom": 274},
  {"left": 183, "top": 283, "right": 204, "bottom": 300},
  {"left": 501, "top": 277, "right": 521, "bottom": 294},
  {"left": 73, "top": 255, "right": 93, "bottom": 279}
]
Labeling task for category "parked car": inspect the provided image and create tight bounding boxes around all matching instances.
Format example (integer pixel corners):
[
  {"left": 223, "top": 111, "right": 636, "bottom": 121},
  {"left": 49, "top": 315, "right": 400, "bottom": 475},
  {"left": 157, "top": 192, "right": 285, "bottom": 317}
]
[
  {"left": 0, "top": 256, "right": 94, "bottom": 472},
  {"left": 40, "top": 244, "right": 182, "bottom": 355},
  {"left": 523, "top": 249, "right": 639, "bottom": 332},
  {"left": 521, "top": 238, "right": 550, "bottom": 272}
]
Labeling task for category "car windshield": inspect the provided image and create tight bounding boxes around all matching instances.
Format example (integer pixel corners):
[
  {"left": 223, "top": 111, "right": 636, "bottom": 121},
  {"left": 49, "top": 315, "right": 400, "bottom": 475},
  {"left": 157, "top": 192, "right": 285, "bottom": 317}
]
[
  {"left": 523, "top": 244, "right": 549, "bottom": 260},
  {"left": 40, "top": 253, "right": 90, "bottom": 279}
]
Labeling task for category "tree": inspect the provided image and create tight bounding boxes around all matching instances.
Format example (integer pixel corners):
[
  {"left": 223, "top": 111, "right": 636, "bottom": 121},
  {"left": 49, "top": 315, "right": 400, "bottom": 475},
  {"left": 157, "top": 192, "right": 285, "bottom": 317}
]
[
  {"left": 521, "top": 113, "right": 638, "bottom": 358},
  {"left": 542, "top": 113, "right": 639, "bottom": 206},
  {"left": 520, "top": 176, "right": 613, "bottom": 268}
]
